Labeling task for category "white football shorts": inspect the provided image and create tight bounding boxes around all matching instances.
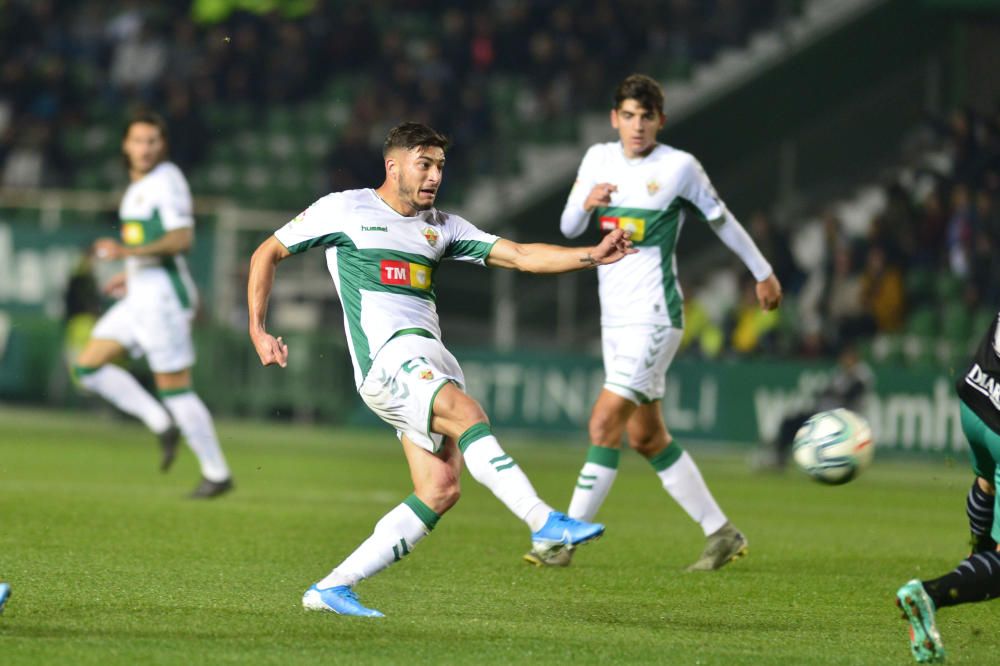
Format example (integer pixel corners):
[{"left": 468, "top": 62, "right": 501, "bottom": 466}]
[
  {"left": 601, "top": 324, "right": 683, "bottom": 404},
  {"left": 91, "top": 296, "right": 195, "bottom": 373},
  {"left": 359, "top": 334, "right": 465, "bottom": 453}
]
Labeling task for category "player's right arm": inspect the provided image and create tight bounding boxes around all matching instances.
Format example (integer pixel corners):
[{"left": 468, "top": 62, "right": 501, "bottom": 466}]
[
  {"left": 560, "top": 146, "right": 614, "bottom": 239},
  {"left": 248, "top": 235, "right": 291, "bottom": 367},
  {"left": 248, "top": 195, "right": 345, "bottom": 368}
]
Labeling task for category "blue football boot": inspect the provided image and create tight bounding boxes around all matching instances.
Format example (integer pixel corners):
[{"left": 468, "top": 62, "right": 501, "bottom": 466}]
[
  {"left": 302, "top": 584, "right": 384, "bottom": 618},
  {"left": 530, "top": 511, "right": 604, "bottom": 559}
]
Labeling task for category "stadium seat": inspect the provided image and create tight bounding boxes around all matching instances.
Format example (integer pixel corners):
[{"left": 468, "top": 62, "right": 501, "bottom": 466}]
[
  {"left": 905, "top": 268, "right": 933, "bottom": 301},
  {"left": 933, "top": 273, "right": 963, "bottom": 302},
  {"left": 941, "top": 301, "right": 971, "bottom": 345}
]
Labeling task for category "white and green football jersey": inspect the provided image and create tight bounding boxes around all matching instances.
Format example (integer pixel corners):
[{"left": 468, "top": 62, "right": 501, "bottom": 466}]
[
  {"left": 561, "top": 142, "right": 735, "bottom": 329},
  {"left": 274, "top": 188, "right": 499, "bottom": 387},
  {"left": 118, "top": 161, "right": 197, "bottom": 310}
]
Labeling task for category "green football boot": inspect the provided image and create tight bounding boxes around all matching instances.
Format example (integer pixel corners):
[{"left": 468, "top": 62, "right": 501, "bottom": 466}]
[{"left": 895, "top": 580, "right": 946, "bottom": 663}]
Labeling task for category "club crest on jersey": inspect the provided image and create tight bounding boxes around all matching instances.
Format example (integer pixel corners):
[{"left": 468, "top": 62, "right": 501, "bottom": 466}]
[
  {"left": 380, "top": 260, "right": 432, "bottom": 290},
  {"left": 600, "top": 215, "right": 645, "bottom": 242},
  {"left": 121, "top": 221, "right": 145, "bottom": 245},
  {"left": 646, "top": 179, "right": 660, "bottom": 196},
  {"left": 419, "top": 369, "right": 434, "bottom": 380},
  {"left": 422, "top": 226, "right": 439, "bottom": 247}
]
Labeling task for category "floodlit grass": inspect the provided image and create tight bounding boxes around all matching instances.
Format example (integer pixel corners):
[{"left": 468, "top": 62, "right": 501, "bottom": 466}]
[{"left": 0, "top": 406, "right": 996, "bottom": 664}]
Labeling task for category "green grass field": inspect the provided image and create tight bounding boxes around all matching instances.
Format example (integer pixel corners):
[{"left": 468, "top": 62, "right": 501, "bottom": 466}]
[{"left": 0, "top": 406, "right": 996, "bottom": 664}]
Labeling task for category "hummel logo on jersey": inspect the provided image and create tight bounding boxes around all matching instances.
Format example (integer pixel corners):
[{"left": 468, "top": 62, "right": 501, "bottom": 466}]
[
  {"left": 380, "top": 260, "right": 432, "bottom": 290},
  {"left": 121, "top": 221, "right": 145, "bottom": 245},
  {"left": 422, "top": 226, "right": 439, "bottom": 247},
  {"left": 362, "top": 225, "right": 388, "bottom": 232},
  {"left": 600, "top": 215, "right": 645, "bottom": 241}
]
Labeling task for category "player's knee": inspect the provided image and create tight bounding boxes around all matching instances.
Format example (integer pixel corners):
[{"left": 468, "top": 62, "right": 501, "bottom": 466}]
[
  {"left": 589, "top": 410, "right": 625, "bottom": 447},
  {"left": 427, "top": 478, "right": 461, "bottom": 513},
  {"left": 629, "top": 429, "right": 671, "bottom": 457}
]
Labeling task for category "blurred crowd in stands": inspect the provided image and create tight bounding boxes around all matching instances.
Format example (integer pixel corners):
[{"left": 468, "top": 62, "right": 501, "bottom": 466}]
[
  {"left": 1, "top": 0, "right": 785, "bottom": 191},
  {"left": 683, "top": 104, "right": 1000, "bottom": 361},
  {"left": 6, "top": 0, "right": 996, "bottom": 363}
]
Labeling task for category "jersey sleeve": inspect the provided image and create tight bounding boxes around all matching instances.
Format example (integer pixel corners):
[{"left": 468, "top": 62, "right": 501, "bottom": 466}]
[
  {"left": 560, "top": 145, "right": 601, "bottom": 239},
  {"left": 274, "top": 194, "right": 347, "bottom": 254},
  {"left": 155, "top": 165, "right": 194, "bottom": 231},
  {"left": 677, "top": 155, "right": 726, "bottom": 222},
  {"left": 441, "top": 214, "right": 499, "bottom": 266}
]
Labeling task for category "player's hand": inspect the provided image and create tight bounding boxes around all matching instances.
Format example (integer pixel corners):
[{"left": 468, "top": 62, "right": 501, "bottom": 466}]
[
  {"left": 102, "top": 272, "right": 127, "bottom": 299},
  {"left": 251, "top": 331, "right": 289, "bottom": 368},
  {"left": 583, "top": 183, "right": 617, "bottom": 211},
  {"left": 756, "top": 273, "right": 783, "bottom": 311},
  {"left": 588, "top": 227, "right": 637, "bottom": 266},
  {"left": 93, "top": 238, "right": 127, "bottom": 260}
]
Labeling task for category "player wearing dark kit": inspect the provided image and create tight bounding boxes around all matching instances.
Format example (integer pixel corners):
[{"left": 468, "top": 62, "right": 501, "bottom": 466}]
[{"left": 895, "top": 311, "right": 1000, "bottom": 663}]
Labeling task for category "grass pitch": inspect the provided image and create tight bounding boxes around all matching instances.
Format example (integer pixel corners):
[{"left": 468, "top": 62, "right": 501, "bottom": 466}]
[{"left": 0, "top": 406, "right": 996, "bottom": 664}]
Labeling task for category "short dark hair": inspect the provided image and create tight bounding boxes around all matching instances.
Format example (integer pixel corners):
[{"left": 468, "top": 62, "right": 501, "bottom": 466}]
[
  {"left": 383, "top": 122, "right": 449, "bottom": 157},
  {"left": 614, "top": 74, "right": 664, "bottom": 115},
  {"left": 122, "top": 110, "right": 169, "bottom": 170},
  {"left": 123, "top": 110, "right": 169, "bottom": 143}
]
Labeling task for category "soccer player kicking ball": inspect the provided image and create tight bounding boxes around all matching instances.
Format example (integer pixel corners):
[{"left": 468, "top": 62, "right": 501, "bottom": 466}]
[
  {"left": 896, "top": 310, "right": 1000, "bottom": 663},
  {"left": 526, "top": 74, "right": 782, "bottom": 571},
  {"left": 74, "top": 112, "right": 234, "bottom": 498},
  {"left": 248, "top": 122, "right": 634, "bottom": 618}
]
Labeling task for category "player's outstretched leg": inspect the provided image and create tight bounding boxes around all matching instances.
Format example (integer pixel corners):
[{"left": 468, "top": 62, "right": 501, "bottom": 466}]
[
  {"left": 458, "top": 424, "right": 605, "bottom": 556},
  {"left": 75, "top": 364, "right": 177, "bottom": 467},
  {"left": 0, "top": 581, "right": 10, "bottom": 615},
  {"left": 895, "top": 580, "right": 945, "bottom": 663},
  {"left": 159, "top": 387, "right": 233, "bottom": 497},
  {"left": 304, "top": 495, "right": 440, "bottom": 618}
]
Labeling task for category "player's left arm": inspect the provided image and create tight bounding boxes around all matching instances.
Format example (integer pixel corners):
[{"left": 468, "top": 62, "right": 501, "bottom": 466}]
[
  {"left": 485, "top": 228, "right": 635, "bottom": 274},
  {"left": 94, "top": 170, "right": 196, "bottom": 260},
  {"left": 680, "top": 155, "right": 781, "bottom": 310},
  {"left": 93, "top": 228, "right": 193, "bottom": 260},
  {"left": 708, "top": 213, "right": 782, "bottom": 310}
]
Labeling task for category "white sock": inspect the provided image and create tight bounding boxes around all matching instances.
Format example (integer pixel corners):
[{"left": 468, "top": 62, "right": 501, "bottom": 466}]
[
  {"left": 318, "top": 496, "right": 437, "bottom": 588},
  {"left": 459, "top": 425, "right": 553, "bottom": 531},
  {"left": 77, "top": 364, "right": 172, "bottom": 434},
  {"left": 653, "top": 449, "right": 728, "bottom": 536},
  {"left": 162, "top": 390, "right": 231, "bottom": 482},
  {"left": 567, "top": 445, "right": 621, "bottom": 522}
]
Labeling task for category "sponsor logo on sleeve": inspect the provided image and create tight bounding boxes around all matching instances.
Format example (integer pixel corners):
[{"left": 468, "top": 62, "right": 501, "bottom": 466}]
[
  {"left": 599, "top": 215, "right": 645, "bottom": 241},
  {"left": 380, "top": 260, "right": 432, "bottom": 290}
]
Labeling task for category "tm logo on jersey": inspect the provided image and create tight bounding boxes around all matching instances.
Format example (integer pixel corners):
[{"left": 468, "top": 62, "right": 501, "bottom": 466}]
[
  {"left": 380, "top": 260, "right": 432, "bottom": 290},
  {"left": 600, "top": 215, "right": 645, "bottom": 241}
]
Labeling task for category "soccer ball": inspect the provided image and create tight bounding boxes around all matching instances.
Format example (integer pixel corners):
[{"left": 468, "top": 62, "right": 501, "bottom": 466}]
[{"left": 792, "top": 408, "right": 874, "bottom": 485}]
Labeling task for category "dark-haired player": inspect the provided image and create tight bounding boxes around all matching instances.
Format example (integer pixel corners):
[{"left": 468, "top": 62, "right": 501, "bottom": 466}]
[
  {"left": 528, "top": 74, "right": 782, "bottom": 570},
  {"left": 896, "top": 310, "right": 1000, "bottom": 663},
  {"left": 248, "top": 122, "right": 635, "bottom": 617},
  {"left": 74, "top": 112, "right": 233, "bottom": 498}
]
